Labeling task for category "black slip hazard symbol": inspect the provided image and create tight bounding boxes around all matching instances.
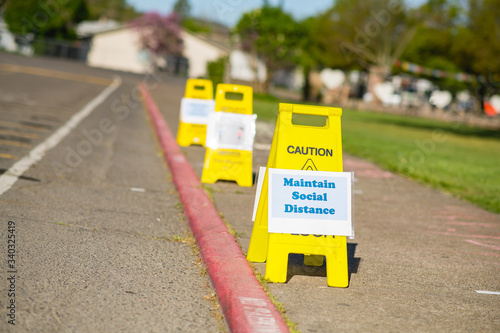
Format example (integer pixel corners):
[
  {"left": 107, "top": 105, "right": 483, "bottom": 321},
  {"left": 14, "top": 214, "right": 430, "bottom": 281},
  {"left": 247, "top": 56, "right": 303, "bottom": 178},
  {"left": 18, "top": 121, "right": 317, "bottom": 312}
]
[{"left": 301, "top": 159, "right": 318, "bottom": 171}]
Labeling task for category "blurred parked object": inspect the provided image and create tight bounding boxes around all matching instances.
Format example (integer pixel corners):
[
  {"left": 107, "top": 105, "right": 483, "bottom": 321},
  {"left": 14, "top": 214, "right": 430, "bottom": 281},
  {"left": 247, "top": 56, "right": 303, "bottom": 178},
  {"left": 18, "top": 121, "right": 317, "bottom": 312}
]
[
  {"left": 429, "top": 90, "right": 452, "bottom": 110},
  {"left": 484, "top": 95, "right": 500, "bottom": 117}
]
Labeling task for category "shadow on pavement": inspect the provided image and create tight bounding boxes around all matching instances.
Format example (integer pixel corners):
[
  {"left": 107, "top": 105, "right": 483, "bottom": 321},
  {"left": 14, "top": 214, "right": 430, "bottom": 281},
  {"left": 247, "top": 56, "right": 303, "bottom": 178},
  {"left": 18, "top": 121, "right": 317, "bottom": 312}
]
[
  {"left": 284, "top": 242, "right": 361, "bottom": 285},
  {"left": 0, "top": 168, "right": 41, "bottom": 182}
]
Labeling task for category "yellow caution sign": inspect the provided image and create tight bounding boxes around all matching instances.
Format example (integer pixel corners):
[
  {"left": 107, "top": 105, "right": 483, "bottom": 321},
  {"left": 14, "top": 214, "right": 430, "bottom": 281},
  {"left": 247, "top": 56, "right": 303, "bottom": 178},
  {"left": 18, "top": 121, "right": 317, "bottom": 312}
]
[
  {"left": 201, "top": 84, "right": 255, "bottom": 187},
  {"left": 247, "top": 103, "right": 349, "bottom": 287},
  {"left": 185, "top": 78, "right": 214, "bottom": 100},
  {"left": 177, "top": 79, "right": 214, "bottom": 147}
]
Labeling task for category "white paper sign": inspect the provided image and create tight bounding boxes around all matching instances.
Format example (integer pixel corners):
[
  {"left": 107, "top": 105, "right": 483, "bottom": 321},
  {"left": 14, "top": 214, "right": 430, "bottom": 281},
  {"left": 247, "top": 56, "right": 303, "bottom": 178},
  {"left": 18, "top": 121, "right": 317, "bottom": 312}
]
[
  {"left": 180, "top": 98, "right": 215, "bottom": 124},
  {"left": 268, "top": 168, "right": 353, "bottom": 237},
  {"left": 205, "top": 112, "right": 257, "bottom": 151}
]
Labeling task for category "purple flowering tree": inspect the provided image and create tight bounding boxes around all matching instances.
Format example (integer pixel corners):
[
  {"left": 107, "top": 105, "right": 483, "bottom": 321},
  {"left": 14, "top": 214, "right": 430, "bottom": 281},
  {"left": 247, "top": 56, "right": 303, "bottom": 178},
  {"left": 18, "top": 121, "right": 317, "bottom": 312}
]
[{"left": 129, "top": 11, "right": 184, "bottom": 69}]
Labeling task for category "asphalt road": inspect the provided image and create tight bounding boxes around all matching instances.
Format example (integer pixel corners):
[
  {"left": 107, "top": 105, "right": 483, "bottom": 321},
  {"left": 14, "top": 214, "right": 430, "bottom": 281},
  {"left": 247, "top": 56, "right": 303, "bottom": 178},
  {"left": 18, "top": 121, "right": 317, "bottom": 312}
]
[{"left": 0, "top": 53, "right": 221, "bottom": 332}]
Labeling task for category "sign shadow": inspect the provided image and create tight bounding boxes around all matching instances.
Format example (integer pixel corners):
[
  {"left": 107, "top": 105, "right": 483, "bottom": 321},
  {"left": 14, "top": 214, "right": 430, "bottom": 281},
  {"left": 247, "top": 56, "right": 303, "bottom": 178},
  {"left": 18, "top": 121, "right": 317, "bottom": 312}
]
[{"left": 284, "top": 242, "right": 360, "bottom": 285}]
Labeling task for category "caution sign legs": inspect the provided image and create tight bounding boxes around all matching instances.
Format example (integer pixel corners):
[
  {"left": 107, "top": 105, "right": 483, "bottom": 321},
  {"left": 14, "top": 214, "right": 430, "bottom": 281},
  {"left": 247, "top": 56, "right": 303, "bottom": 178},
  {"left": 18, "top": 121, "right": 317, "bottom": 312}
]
[
  {"left": 247, "top": 125, "right": 277, "bottom": 262},
  {"left": 201, "top": 149, "right": 253, "bottom": 187},
  {"left": 247, "top": 199, "right": 269, "bottom": 262},
  {"left": 177, "top": 123, "right": 207, "bottom": 147},
  {"left": 265, "top": 234, "right": 348, "bottom": 287}
]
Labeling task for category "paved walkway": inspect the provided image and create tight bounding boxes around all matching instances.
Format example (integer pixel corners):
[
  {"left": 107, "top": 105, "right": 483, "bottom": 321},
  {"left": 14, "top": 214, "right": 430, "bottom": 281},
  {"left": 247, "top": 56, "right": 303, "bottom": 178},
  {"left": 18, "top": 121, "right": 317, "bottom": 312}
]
[{"left": 152, "top": 80, "right": 500, "bottom": 332}]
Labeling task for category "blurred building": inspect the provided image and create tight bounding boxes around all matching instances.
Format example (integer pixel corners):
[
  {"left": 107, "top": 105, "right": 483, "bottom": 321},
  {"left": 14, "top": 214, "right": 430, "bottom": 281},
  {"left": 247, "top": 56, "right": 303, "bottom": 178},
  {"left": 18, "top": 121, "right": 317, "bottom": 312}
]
[
  {"left": 85, "top": 25, "right": 153, "bottom": 74},
  {"left": 76, "top": 19, "right": 120, "bottom": 38},
  {"left": 182, "top": 29, "right": 230, "bottom": 78},
  {"left": 85, "top": 21, "right": 230, "bottom": 76},
  {"left": 83, "top": 19, "right": 265, "bottom": 84},
  {"left": 229, "top": 49, "right": 266, "bottom": 85}
]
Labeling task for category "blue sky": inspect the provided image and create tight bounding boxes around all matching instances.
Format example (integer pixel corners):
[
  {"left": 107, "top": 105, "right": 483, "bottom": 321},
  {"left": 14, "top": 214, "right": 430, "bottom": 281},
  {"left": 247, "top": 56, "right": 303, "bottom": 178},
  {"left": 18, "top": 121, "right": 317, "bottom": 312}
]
[{"left": 127, "top": 0, "right": 335, "bottom": 27}]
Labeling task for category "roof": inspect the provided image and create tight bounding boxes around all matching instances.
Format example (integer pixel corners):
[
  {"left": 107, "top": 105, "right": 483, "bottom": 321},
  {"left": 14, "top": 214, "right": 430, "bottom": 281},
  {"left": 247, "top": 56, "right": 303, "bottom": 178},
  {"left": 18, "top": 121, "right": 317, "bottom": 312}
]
[
  {"left": 86, "top": 23, "right": 232, "bottom": 54},
  {"left": 76, "top": 19, "right": 122, "bottom": 37},
  {"left": 182, "top": 29, "right": 231, "bottom": 53}
]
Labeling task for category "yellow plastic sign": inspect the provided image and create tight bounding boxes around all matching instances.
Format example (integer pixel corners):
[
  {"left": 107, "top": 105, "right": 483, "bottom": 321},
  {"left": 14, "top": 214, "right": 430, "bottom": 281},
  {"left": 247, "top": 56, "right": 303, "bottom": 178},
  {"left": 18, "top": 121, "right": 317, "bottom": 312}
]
[
  {"left": 177, "top": 79, "right": 214, "bottom": 147},
  {"left": 201, "top": 84, "right": 254, "bottom": 187},
  {"left": 247, "top": 103, "right": 349, "bottom": 287}
]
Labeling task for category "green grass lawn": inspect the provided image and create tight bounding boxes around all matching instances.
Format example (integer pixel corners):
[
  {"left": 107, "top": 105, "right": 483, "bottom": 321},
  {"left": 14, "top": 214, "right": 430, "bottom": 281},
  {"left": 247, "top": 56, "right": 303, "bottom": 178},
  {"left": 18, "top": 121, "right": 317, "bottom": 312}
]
[{"left": 253, "top": 96, "right": 500, "bottom": 214}]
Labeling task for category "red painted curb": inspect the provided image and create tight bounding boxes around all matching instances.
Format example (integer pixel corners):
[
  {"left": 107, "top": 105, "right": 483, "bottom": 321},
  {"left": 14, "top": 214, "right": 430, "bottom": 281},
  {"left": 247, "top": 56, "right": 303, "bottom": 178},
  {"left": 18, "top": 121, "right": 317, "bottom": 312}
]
[{"left": 139, "top": 84, "right": 289, "bottom": 333}]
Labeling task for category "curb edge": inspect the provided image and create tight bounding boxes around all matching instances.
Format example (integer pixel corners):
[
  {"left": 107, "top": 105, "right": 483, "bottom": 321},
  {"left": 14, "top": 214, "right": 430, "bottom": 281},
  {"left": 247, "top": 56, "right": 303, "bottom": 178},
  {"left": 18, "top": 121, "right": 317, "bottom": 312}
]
[{"left": 139, "top": 84, "right": 289, "bottom": 333}]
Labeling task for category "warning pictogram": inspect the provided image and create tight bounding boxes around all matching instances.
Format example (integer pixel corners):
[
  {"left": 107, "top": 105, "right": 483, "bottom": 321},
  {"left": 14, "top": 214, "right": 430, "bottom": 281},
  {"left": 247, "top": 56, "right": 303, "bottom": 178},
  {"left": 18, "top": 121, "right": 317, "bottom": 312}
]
[{"left": 301, "top": 158, "right": 318, "bottom": 171}]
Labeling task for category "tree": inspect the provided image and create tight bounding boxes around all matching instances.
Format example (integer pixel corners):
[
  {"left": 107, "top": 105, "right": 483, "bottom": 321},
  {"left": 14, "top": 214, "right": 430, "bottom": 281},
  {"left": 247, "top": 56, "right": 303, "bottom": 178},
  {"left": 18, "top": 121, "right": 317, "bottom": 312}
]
[
  {"left": 314, "top": 0, "right": 416, "bottom": 95},
  {"left": 452, "top": 0, "right": 500, "bottom": 77},
  {"left": 234, "top": 5, "right": 300, "bottom": 92},
  {"left": 129, "top": 12, "right": 183, "bottom": 57},
  {"left": 173, "top": 0, "right": 191, "bottom": 22},
  {"left": 451, "top": 0, "right": 500, "bottom": 108},
  {"left": 176, "top": 1, "right": 212, "bottom": 33},
  {"left": 295, "top": 17, "right": 324, "bottom": 101},
  {"left": 400, "top": 0, "right": 468, "bottom": 93},
  {"left": 207, "top": 57, "right": 227, "bottom": 94},
  {"left": 399, "top": 0, "right": 500, "bottom": 107},
  {"left": 3, "top": 0, "right": 90, "bottom": 40},
  {"left": 86, "top": 0, "right": 140, "bottom": 22}
]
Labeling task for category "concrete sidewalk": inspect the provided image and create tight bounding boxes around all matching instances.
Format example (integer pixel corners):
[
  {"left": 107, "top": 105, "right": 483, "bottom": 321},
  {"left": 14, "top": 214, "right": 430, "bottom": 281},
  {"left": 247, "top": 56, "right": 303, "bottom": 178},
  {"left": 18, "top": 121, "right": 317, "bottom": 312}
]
[{"left": 151, "top": 80, "right": 500, "bottom": 332}]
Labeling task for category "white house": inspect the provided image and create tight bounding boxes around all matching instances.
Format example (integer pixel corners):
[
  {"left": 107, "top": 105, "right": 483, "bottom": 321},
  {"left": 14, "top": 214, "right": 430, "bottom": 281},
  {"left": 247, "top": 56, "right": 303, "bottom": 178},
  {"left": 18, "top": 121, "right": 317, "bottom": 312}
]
[
  {"left": 181, "top": 29, "right": 230, "bottom": 78},
  {"left": 86, "top": 27, "right": 151, "bottom": 74},
  {"left": 86, "top": 25, "right": 231, "bottom": 77},
  {"left": 85, "top": 22, "right": 266, "bottom": 83},
  {"left": 229, "top": 49, "right": 266, "bottom": 84},
  {"left": 77, "top": 19, "right": 120, "bottom": 38}
]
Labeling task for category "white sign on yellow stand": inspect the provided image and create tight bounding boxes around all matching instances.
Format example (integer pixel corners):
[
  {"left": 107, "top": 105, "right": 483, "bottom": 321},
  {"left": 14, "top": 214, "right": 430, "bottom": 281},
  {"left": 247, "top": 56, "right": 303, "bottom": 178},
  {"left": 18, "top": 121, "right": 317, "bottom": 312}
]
[
  {"left": 267, "top": 168, "right": 353, "bottom": 236},
  {"left": 247, "top": 103, "right": 353, "bottom": 288},
  {"left": 205, "top": 112, "right": 256, "bottom": 151},
  {"left": 179, "top": 98, "right": 215, "bottom": 125},
  {"left": 201, "top": 84, "right": 256, "bottom": 187},
  {"left": 176, "top": 79, "right": 214, "bottom": 147}
]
